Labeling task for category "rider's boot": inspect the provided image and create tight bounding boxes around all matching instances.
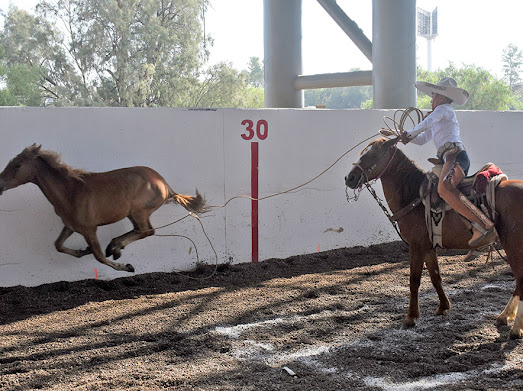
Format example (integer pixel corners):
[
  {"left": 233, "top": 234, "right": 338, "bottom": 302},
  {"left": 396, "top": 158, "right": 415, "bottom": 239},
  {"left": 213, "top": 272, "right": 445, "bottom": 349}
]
[{"left": 440, "top": 187, "right": 497, "bottom": 248}]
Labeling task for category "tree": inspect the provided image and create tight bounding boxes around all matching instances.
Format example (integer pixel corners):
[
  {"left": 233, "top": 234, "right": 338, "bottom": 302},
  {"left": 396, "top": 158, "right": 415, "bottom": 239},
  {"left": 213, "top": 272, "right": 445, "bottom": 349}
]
[
  {"left": 304, "top": 86, "right": 372, "bottom": 109},
  {"left": 416, "top": 64, "right": 515, "bottom": 111},
  {"left": 0, "top": 1, "right": 264, "bottom": 108},
  {"left": 34, "top": 0, "right": 211, "bottom": 106},
  {"left": 0, "top": 6, "right": 70, "bottom": 105},
  {"left": 0, "top": 63, "right": 42, "bottom": 106},
  {"left": 189, "top": 62, "right": 262, "bottom": 107},
  {"left": 302, "top": 68, "right": 372, "bottom": 109},
  {"left": 246, "top": 56, "right": 263, "bottom": 88},
  {"left": 502, "top": 44, "right": 522, "bottom": 89}
]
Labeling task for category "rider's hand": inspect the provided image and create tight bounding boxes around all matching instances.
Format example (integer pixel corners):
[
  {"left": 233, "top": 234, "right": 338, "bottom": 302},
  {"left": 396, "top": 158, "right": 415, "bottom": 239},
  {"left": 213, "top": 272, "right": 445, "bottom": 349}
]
[{"left": 400, "top": 131, "right": 410, "bottom": 145}]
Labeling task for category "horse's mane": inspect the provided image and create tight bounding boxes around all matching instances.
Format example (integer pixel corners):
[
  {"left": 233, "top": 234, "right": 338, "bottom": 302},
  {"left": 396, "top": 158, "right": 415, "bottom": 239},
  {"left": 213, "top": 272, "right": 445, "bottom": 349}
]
[
  {"left": 393, "top": 148, "right": 427, "bottom": 205},
  {"left": 27, "top": 145, "right": 87, "bottom": 181}
]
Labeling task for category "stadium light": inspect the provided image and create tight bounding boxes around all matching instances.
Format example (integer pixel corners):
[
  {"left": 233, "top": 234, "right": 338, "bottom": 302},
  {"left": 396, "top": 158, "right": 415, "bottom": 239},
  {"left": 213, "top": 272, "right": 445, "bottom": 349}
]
[{"left": 417, "top": 7, "right": 438, "bottom": 71}]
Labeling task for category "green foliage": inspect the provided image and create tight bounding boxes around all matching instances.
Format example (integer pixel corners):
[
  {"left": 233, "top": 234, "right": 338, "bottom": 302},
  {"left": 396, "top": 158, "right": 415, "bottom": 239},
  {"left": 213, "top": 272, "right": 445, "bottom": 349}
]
[
  {"left": 0, "top": 7, "right": 66, "bottom": 106},
  {"left": 246, "top": 56, "right": 263, "bottom": 88},
  {"left": 3, "top": 3, "right": 520, "bottom": 111},
  {"left": 189, "top": 62, "right": 263, "bottom": 108},
  {"left": 502, "top": 44, "right": 522, "bottom": 89},
  {"left": 416, "top": 64, "right": 518, "bottom": 111},
  {"left": 35, "top": 0, "right": 209, "bottom": 106},
  {"left": 304, "top": 85, "right": 372, "bottom": 109},
  {"left": 0, "top": 44, "right": 42, "bottom": 106},
  {"left": 0, "top": 1, "right": 263, "bottom": 107}
]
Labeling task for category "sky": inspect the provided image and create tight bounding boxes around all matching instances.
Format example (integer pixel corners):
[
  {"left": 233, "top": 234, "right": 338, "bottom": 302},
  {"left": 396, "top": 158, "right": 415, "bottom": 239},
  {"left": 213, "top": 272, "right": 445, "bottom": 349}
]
[{"left": 1, "top": 0, "right": 523, "bottom": 80}]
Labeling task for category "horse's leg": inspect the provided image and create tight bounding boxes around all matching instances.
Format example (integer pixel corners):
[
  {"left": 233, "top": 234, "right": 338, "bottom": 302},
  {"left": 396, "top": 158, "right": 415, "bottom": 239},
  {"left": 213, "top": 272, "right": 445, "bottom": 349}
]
[
  {"left": 55, "top": 226, "right": 92, "bottom": 258},
  {"left": 81, "top": 228, "right": 134, "bottom": 272},
  {"left": 403, "top": 245, "right": 425, "bottom": 329},
  {"left": 508, "top": 278, "right": 523, "bottom": 339},
  {"left": 424, "top": 248, "right": 451, "bottom": 315},
  {"left": 493, "top": 198, "right": 523, "bottom": 338},
  {"left": 106, "top": 215, "right": 154, "bottom": 260},
  {"left": 496, "top": 288, "right": 519, "bottom": 326}
]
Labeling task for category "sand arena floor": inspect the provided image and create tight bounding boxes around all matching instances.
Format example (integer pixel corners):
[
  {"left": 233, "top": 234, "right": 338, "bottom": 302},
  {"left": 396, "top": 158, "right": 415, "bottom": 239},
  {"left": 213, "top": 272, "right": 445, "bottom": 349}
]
[{"left": 1, "top": 242, "right": 522, "bottom": 390}]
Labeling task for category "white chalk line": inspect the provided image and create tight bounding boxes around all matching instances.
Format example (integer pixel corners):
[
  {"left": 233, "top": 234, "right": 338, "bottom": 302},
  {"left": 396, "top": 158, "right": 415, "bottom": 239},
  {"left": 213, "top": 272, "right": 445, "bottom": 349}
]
[
  {"left": 360, "top": 359, "right": 523, "bottom": 391},
  {"left": 226, "top": 325, "right": 522, "bottom": 391},
  {"left": 214, "top": 305, "right": 372, "bottom": 340},
  {"left": 211, "top": 281, "right": 522, "bottom": 390},
  {"left": 215, "top": 317, "right": 288, "bottom": 339}
]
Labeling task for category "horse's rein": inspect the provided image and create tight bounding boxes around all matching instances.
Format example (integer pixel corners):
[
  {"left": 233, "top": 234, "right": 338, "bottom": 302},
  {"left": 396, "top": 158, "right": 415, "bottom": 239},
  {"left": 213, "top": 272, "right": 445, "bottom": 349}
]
[
  {"left": 346, "top": 106, "right": 428, "bottom": 240},
  {"left": 349, "top": 138, "right": 400, "bottom": 190},
  {"left": 346, "top": 140, "right": 405, "bottom": 242}
]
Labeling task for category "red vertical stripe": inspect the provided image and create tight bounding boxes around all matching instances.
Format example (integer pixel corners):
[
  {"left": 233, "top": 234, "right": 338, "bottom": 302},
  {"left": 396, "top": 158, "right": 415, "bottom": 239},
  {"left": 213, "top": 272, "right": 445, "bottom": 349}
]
[{"left": 251, "top": 142, "right": 259, "bottom": 262}]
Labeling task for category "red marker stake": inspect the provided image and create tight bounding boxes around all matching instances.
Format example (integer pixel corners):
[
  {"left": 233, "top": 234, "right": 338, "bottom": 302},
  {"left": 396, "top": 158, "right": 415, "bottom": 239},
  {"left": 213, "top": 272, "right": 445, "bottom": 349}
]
[
  {"left": 251, "top": 142, "right": 259, "bottom": 262},
  {"left": 94, "top": 268, "right": 98, "bottom": 280}
]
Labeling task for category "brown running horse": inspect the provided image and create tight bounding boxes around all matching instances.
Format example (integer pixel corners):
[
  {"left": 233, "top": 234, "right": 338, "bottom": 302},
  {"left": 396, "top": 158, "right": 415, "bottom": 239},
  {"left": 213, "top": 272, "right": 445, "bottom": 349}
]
[
  {"left": 345, "top": 137, "right": 523, "bottom": 339},
  {"left": 0, "top": 144, "right": 208, "bottom": 272}
]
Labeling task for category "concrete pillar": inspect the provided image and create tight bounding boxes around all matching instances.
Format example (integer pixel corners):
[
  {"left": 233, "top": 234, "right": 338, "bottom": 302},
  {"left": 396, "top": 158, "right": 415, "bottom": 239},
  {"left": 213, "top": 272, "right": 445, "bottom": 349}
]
[
  {"left": 372, "top": 0, "right": 416, "bottom": 109},
  {"left": 264, "top": 0, "right": 303, "bottom": 108}
]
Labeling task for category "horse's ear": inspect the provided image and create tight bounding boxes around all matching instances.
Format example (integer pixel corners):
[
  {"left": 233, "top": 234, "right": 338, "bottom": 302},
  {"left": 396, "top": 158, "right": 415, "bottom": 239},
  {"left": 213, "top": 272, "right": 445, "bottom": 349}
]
[
  {"left": 384, "top": 137, "right": 400, "bottom": 148},
  {"left": 26, "top": 144, "right": 42, "bottom": 157},
  {"left": 379, "top": 128, "right": 397, "bottom": 137}
]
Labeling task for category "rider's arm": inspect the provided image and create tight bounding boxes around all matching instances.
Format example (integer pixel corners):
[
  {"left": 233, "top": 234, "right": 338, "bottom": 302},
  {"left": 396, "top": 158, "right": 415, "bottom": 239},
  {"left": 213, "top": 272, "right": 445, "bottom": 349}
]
[{"left": 404, "top": 106, "right": 447, "bottom": 145}]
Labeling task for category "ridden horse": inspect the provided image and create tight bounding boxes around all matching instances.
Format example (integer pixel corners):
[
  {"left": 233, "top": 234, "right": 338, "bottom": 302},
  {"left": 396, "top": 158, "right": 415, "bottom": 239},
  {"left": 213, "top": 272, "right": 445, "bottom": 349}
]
[
  {"left": 345, "top": 137, "right": 523, "bottom": 339},
  {"left": 0, "top": 144, "right": 208, "bottom": 272}
]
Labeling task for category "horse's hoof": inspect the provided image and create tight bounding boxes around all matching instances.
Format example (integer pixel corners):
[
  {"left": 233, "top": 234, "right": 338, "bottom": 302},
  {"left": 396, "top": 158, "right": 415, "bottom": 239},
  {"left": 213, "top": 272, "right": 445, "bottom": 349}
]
[
  {"left": 80, "top": 247, "right": 92, "bottom": 257},
  {"left": 509, "top": 328, "right": 522, "bottom": 339},
  {"left": 435, "top": 307, "right": 450, "bottom": 316},
  {"left": 496, "top": 317, "right": 509, "bottom": 326},
  {"left": 401, "top": 319, "right": 416, "bottom": 329},
  {"left": 106, "top": 246, "right": 123, "bottom": 260},
  {"left": 126, "top": 264, "right": 135, "bottom": 273}
]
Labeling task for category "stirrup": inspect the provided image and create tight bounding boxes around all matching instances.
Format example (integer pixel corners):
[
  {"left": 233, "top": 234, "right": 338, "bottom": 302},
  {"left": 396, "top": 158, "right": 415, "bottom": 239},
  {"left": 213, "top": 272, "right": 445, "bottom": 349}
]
[
  {"left": 468, "top": 223, "right": 497, "bottom": 248},
  {"left": 463, "top": 245, "right": 491, "bottom": 262}
]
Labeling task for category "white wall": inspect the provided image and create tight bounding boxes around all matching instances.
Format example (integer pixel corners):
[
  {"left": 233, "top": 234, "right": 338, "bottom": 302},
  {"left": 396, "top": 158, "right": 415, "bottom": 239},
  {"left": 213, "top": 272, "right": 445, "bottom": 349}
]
[{"left": 0, "top": 107, "right": 521, "bottom": 287}]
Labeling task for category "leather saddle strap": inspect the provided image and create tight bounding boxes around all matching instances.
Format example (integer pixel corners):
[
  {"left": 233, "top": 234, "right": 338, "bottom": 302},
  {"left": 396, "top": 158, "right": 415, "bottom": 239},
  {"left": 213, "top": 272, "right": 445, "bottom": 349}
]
[
  {"left": 389, "top": 175, "right": 433, "bottom": 223},
  {"left": 389, "top": 197, "right": 423, "bottom": 222}
]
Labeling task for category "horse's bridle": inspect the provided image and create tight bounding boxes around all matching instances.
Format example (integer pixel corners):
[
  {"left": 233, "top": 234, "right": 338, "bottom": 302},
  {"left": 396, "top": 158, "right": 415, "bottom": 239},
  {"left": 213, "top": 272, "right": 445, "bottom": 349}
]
[
  {"left": 348, "top": 139, "right": 400, "bottom": 194},
  {"left": 346, "top": 139, "right": 405, "bottom": 241}
]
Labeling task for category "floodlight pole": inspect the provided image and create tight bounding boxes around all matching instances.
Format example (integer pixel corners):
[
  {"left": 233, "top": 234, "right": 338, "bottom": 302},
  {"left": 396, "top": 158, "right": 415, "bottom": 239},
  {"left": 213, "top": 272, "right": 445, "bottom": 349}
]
[{"left": 427, "top": 37, "right": 433, "bottom": 71}]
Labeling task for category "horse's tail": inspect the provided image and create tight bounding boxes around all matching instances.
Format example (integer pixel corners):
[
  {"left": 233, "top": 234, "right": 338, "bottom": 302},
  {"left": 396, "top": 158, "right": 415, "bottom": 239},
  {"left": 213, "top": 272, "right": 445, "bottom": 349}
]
[{"left": 168, "top": 188, "right": 209, "bottom": 215}]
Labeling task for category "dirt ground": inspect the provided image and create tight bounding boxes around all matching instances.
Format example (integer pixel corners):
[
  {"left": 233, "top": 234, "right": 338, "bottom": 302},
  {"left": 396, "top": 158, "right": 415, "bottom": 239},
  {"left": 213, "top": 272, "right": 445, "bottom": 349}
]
[{"left": 1, "top": 241, "right": 522, "bottom": 391}]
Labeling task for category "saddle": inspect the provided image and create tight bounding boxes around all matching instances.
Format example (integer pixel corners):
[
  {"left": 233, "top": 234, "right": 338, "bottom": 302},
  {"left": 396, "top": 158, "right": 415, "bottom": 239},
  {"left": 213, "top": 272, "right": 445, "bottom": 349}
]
[
  {"left": 389, "top": 160, "right": 507, "bottom": 247},
  {"left": 421, "top": 159, "right": 507, "bottom": 247}
]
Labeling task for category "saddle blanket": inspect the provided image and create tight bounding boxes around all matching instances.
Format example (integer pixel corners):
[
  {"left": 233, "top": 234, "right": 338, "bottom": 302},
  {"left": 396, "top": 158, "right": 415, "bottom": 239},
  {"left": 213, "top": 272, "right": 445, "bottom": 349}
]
[{"left": 473, "top": 164, "right": 504, "bottom": 194}]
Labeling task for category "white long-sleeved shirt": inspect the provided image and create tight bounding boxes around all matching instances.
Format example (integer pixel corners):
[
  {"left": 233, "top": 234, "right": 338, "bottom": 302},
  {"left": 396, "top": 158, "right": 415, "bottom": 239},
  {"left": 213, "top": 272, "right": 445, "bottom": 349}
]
[{"left": 405, "top": 104, "right": 462, "bottom": 151}]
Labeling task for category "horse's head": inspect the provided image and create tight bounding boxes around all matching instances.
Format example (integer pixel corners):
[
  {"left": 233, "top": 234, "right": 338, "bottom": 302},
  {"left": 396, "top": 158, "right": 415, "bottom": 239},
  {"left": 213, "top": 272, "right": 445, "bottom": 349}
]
[
  {"left": 345, "top": 137, "right": 399, "bottom": 189},
  {"left": 0, "top": 144, "right": 42, "bottom": 195}
]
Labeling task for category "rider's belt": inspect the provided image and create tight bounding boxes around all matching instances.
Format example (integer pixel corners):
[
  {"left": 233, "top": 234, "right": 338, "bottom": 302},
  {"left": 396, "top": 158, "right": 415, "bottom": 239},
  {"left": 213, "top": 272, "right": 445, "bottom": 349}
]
[{"left": 437, "top": 142, "right": 465, "bottom": 160}]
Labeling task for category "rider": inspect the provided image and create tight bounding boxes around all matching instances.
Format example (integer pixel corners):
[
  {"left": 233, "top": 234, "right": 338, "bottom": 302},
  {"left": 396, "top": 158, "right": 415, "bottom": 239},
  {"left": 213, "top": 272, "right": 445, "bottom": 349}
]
[{"left": 400, "top": 77, "right": 497, "bottom": 248}]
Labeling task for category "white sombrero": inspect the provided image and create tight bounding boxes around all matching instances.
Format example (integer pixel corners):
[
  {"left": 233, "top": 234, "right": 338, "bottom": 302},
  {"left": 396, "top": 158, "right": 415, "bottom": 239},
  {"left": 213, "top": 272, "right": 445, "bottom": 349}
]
[{"left": 415, "top": 77, "right": 469, "bottom": 106}]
